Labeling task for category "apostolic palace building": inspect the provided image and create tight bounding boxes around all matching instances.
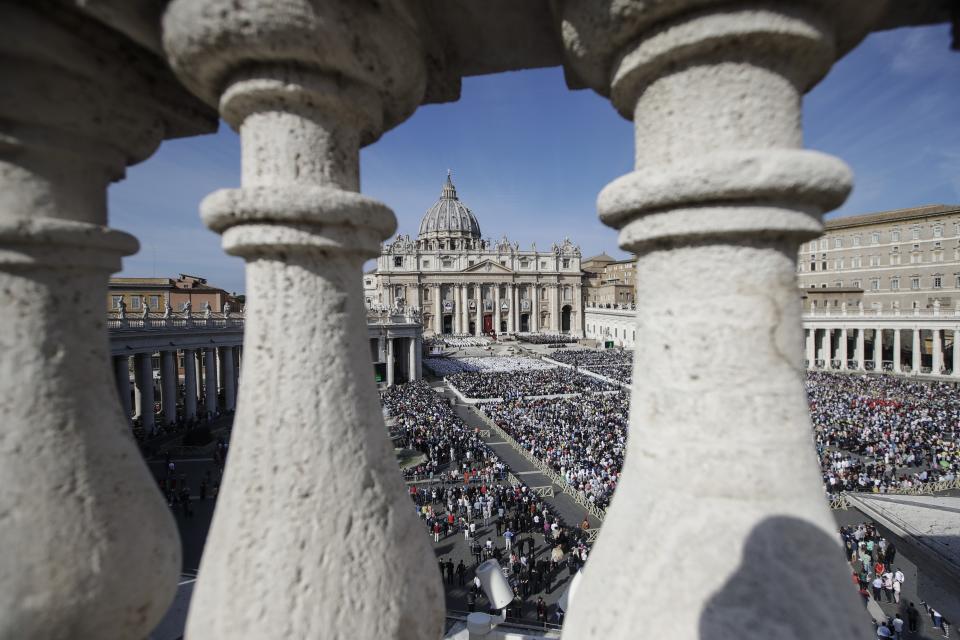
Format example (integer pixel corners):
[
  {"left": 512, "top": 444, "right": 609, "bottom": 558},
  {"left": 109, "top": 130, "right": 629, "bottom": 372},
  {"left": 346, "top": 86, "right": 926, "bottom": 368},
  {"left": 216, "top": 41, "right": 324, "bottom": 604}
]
[{"left": 365, "top": 173, "right": 585, "bottom": 337}]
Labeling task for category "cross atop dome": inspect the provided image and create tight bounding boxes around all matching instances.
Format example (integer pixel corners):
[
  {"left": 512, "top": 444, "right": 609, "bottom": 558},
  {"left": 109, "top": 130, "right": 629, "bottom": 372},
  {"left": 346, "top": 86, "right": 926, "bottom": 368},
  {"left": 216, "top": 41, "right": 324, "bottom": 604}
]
[{"left": 441, "top": 169, "right": 457, "bottom": 199}]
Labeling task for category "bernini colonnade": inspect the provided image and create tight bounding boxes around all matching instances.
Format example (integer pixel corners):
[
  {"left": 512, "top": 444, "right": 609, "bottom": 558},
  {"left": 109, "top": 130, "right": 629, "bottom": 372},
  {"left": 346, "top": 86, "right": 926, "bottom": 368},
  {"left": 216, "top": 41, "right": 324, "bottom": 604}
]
[{"left": 1, "top": 2, "right": 951, "bottom": 639}]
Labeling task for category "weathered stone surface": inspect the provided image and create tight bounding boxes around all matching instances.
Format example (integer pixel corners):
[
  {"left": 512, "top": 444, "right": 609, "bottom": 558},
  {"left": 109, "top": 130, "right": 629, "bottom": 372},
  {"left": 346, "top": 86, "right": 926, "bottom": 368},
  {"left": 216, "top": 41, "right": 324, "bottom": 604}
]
[
  {"left": 558, "top": 4, "right": 887, "bottom": 640},
  {"left": 163, "top": 1, "right": 445, "bottom": 637}
]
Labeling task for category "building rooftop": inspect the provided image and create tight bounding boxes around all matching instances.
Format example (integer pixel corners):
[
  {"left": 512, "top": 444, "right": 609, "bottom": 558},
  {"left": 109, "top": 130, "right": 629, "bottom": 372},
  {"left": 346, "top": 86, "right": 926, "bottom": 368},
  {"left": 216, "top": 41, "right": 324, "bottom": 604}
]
[{"left": 824, "top": 204, "right": 960, "bottom": 231}]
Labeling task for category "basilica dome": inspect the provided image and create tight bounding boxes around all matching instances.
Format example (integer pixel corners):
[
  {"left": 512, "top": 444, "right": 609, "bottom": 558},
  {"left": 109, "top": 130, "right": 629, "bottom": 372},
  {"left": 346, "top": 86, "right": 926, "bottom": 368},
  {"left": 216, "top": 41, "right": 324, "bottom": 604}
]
[{"left": 417, "top": 172, "right": 481, "bottom": 241}]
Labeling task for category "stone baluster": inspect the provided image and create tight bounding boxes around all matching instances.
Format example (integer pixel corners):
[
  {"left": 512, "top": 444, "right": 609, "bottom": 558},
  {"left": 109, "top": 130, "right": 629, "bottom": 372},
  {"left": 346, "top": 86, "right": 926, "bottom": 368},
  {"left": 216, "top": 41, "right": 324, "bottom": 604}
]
[
  {"left": 163, "top": 2, "right": 444, "bottom": 637},
  {"left": 0, "top": 4, "right": 195, "bottom": 636},
  {"left": 556, "top": 3, "right": 882, "bottom": 638}
]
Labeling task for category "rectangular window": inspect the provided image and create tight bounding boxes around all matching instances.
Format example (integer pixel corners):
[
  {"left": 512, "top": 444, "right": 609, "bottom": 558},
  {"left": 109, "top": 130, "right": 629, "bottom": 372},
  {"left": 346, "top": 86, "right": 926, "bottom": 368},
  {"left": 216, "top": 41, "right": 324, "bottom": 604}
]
[
  {"left": 912, "top": 228, "right": 920, "bottom": 240},
  {"left": 541, "top": 261, "right": 547, "bottom": 269},
  {"left": 869, "top": 255, "right": 880, "bottom": 267},
  {"left": 422, "top": 259, "right": 430, "bottom": 268},
  {"left": 870, "top": 278, "right": 880, "bottom": 291},
  {"left": 443, "top": 259, "right": 453, "bottom": 268},
  {"left": 891, "top": 230, "right": 900, "bottom": 242},
  {"left": 834, "top": 238, "right": 842, "bottom": 249},
  {"left": 562, "top": 258, "right": 570, "bottom": 269},
  {"left": 890, "top": 278, "right": 900, "bottom": 291},
  {"left": 393, "top": 256, "right": 403, "bottom": 267},
  {"left": 871, "top": 232, "right": 880, "bottom": 244},
  {"left": 911, "top": 277, "right": 920, "bottom": 290},
  {"left": 891, "top": 254, "right": 901, "bottom": 266},
  {"left": 820, "top": 239, "right": 828, "bottom": 250},
  {"left": 111, "top": 295, "right": 123, "bottom": 309},
  {"left": 834, "top": 281, "right": 843, "bottom": 288},
  {"left": 852, "top": 280, "right": 862, "bottom": 289},
  {"left": 130, "top": 296, "right": 141, "bottom": 310},
  {"left": 934, "top": 276, "right": 943, "bottom": 289},
  {"left": 852, "top": 236, "right": 861, "bottom": 247},
  {"left": 149, "top": 295, "right": 160, "bottom": 309},
  {"left": 934, "top": 225, "right": 943, "bottom": 238}
]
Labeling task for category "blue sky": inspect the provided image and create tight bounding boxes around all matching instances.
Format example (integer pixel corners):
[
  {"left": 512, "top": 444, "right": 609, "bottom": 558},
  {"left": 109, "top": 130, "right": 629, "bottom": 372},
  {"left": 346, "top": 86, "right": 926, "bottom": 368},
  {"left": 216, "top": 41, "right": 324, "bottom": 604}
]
[{"left": 109, "top": 24, "right": 959, "bottom": 294}]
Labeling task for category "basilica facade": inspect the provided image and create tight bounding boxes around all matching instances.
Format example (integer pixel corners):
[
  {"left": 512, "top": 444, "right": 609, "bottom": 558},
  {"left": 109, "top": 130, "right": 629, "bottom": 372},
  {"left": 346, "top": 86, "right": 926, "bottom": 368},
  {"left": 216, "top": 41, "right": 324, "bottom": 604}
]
[{"left": 365, "top": 174, "right": 584, "bottom": 337}]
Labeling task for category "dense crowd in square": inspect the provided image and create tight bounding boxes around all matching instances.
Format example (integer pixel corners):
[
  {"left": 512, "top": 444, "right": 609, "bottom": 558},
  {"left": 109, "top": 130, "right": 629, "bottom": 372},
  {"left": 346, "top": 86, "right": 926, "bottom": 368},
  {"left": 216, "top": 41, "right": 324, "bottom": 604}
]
[
  {"left": 808, "top": 372, "right": 960, "bottom": 497},
  {"left": 427, "top": 335, "right": 492, "bottom": 349},
  {"left": 423, "top": 356, "right": 557, "bottom": 377},
  {"left": 448, "top": 367, "right": 617, "bottom": 400},
  {"left": 516, "top": 333, "right": 579, "bottom": 344},
  {"left": 548, "top": 349, "right": 634, "bottom": 385},
  {"left": 479, "top": 393, "right": 628, "bottom": 510},
  {"left": 380, "top": 380, "right": 595, "bottom": 623}
]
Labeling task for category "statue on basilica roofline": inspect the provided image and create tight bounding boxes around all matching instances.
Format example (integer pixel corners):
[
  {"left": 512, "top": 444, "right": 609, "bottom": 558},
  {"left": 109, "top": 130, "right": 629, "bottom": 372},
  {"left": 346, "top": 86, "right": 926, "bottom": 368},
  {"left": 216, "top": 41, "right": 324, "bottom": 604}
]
[
  {"left": 203, "top": 301, "right": 212, "bottom": 318},
  {"left": 163, "top": 302, "right": 172, "bottom": 319},
  {"left": 116, "top": 298, "right": 127, "bottom": 319}
]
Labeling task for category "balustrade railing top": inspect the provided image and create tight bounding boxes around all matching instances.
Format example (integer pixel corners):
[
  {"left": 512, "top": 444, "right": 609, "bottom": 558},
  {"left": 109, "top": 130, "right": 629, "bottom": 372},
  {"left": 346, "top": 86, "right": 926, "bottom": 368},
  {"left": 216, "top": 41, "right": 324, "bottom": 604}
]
[
  {"left": 804, "top": 307, "right": 960, "bottom": 319},
  {"left": 107, "top": 312, "right": 244, "bottom": 332}
]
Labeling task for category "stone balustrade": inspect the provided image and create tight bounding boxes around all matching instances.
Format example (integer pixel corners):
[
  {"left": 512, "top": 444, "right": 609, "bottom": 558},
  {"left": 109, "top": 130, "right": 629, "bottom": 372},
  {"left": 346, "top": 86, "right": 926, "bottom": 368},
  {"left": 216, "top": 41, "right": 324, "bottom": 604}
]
[{"left": 1, "top": 2, "right": 953, "bottom": 640}]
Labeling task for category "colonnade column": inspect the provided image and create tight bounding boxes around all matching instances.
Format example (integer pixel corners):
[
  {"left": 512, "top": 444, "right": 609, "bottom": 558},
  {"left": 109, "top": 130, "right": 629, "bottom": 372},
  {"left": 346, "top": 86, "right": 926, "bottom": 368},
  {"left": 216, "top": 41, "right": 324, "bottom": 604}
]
[
  {"left": 183, "top": 348, "right": 198, "bottom": 420},
  {"left": 453, "top": 283, "right": 461, "bottom": 334},
  {"left": 219, "top": 346, "right": 236, "bottom": 411},
  {"left": 932, "top": 329, "right": 942, "bottom": 374},
  {"left": 386, "top": 338, "right": 395, "bottom": 386},
  {"left": 912, "top": 329, "right": 922, "bottom": 374},
  {"left": 874, "top": 329, "right": 883, "bottom": 372},
  {"left": 893, "top": 330, "right": 902, "bottom": 373},
  {"left": 135, "top": 353, "right": 156, "bottom": 432},
  {"left": 531, "top": 284, "right": 539, "bottom": 332},
  {"left": 824, "top": 329, "right": 833, "bottom": 368},
  {"left": 838, "top": 328, "right": 848, "bottom": 370},
  {"left": 114, "top": 355, "right": 133, "bottom": 421},
  {"left": 164, "top": 3, "right": 444, "bottom": 635},
  {"left": 161, "top": 350, "right": 178, "bottom": 423},
  {"left": 953, "top": 330, "right": 960, "bottom": 377},
  {"left": 0, "top": 6, "right": 184, "bottom": 633},
  {"left": 556, "top": 3, "right": 881, "bottom": 638},
  {"left": 549, "top": 284, "right": 558, "bottom": 332},
  {"left": 855, "top": 328, "right": 866, "bottom": 370},
  {"left": 804, "top": 329, "right": 815, "bottom": 369},
  {"left": 408, "top": 337, "right": 418, "bottom": 382},
  {"left": 203, "top": 347, "right": 217, "bottom": 416}
]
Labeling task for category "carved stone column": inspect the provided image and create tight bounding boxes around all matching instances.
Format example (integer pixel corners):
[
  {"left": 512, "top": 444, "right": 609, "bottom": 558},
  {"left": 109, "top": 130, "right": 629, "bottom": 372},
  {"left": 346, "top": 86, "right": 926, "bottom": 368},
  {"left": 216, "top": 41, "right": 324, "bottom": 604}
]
[
  {"left": 113, "top": 355, "right": 133, "bottom": 421},
  {"left": 161, "top": 349, "right": 178, "bottom": 423},
  {"left": 556, "top": 3, "right": 883, "bottom": 638},
  {"left": 164, "top": 2, "right": 444, "bottom": 637},
  {"left": 135, "top": 352, "right": 156, "bottom": 432},
  {"left": 183, "top": 347, "right": 199, "bottom": 420},
  {"left": 0, "top": 4, "right": 196, "bottom": 637}
]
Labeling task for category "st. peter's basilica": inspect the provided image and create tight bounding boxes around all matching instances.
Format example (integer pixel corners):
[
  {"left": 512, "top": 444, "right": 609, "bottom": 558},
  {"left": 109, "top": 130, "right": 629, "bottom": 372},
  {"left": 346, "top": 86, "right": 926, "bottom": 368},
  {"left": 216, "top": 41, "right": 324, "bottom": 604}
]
[{"left": 365, "top": 173, "right": 584, "bottom": 337}]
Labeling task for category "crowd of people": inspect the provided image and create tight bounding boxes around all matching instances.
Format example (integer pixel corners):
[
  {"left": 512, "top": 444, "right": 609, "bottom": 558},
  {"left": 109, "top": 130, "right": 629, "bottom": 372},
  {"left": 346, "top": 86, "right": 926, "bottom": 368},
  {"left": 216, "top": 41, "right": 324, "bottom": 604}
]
[
  {"left": 381, "top": 380, "right": 595, "bottom": 623},
  {"left": 427, "top": 335, "right": 493, "bottom": 349},
  {"left": 516, "top": 333, "right": 579, "bottom": 344},
  {"left": 480, "top": 393, "right": 628, "bottom": 510},
  {"left": 448, "top": 368, "right": 616, "bottom": 400},
  {"left": 548, "top": 349, "right": 634, "bottom": 385},
  {"left": 808, "top": 372, "right": 960, "bottom": 496},
  {"left": 842, "top": 522, "right": 951, "bottom": 639},
  {"left": 424, "top": 356, "right": 556, "bottom": 377}
]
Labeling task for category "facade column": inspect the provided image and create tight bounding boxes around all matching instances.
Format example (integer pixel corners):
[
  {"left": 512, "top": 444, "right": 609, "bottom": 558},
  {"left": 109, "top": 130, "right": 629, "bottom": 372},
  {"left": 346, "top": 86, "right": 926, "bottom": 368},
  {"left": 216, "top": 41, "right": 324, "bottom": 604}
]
[
  {"left": 453, "top": 283, "right": 461, "bottom": 334},
  {"left": 505, "top": 284, "right": 514, "bottom": 333},
  {"left": 874, "top": 329, "right": 883, "bottom": 372},
  {"left": 160, "top": 350, "right": 178, "bottom": 424},
  {"left": 203, "top": 347, "right": 217, "bottom": 416},
  {"left": 953, "top": 329, "right": 960, "bottom": 377},
  {"left": 219, "top": 346, "right": 236, "bottom": 411},
  {"left": 0, "top": 7, "right": 184, "bottom": 633},
  {"left": 548, "top": 284, "right": 557, "bottom": 332},
  {"left": 912, "top": 329, "right": 922, "bottom": 374},
  {"left": 556, "top": 5, "right": 880, "bottom": 639},
  {"left": 893, "top": 330, "right": 902, "bottom": 373},
  {"left": 838, "top": 328, "right": 848, "bottom": 370},
  {"left": 494, "top": 283, "right": 502, "bottom": 334},
  {"left": 804, "top": 329, "right": 815, "bottom": 369},
  {"left": 433, "top": 284, "right": 442, "bottom": 335},
  {"left": 135, "top": 353, "right": 156, "bottom": 433},
  {"left": 459, "top": 283, "right": 468, "bottom": 334},
  {"left": 475, "top": 283, "right": 482, "bottom": 336},
  {"left": 195, "top": 349, "right": 205, "bottom": 401},
  {"left": 114, "top": 355, "right": 133, "bottom": 421},
  {"left": 415, "top": 337, "right": 423, "bottom": 379},
  {"left": 183, "top": 348, "right": 198, "bottom": 420},
  {"left": 932, "top": 329, "right": 943, "bottom": 375},
  {"left": 531, "top": 284, "right": 539, "bottom": 332},
  {"left": 386, "top": 338, "right": 395, "bottom": 386},
  {"left": 164, "top": 4, "right": 444, "bottom": 636},
  {"left": 855, "top": 328, "right": 866, "bottom": 370}
]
